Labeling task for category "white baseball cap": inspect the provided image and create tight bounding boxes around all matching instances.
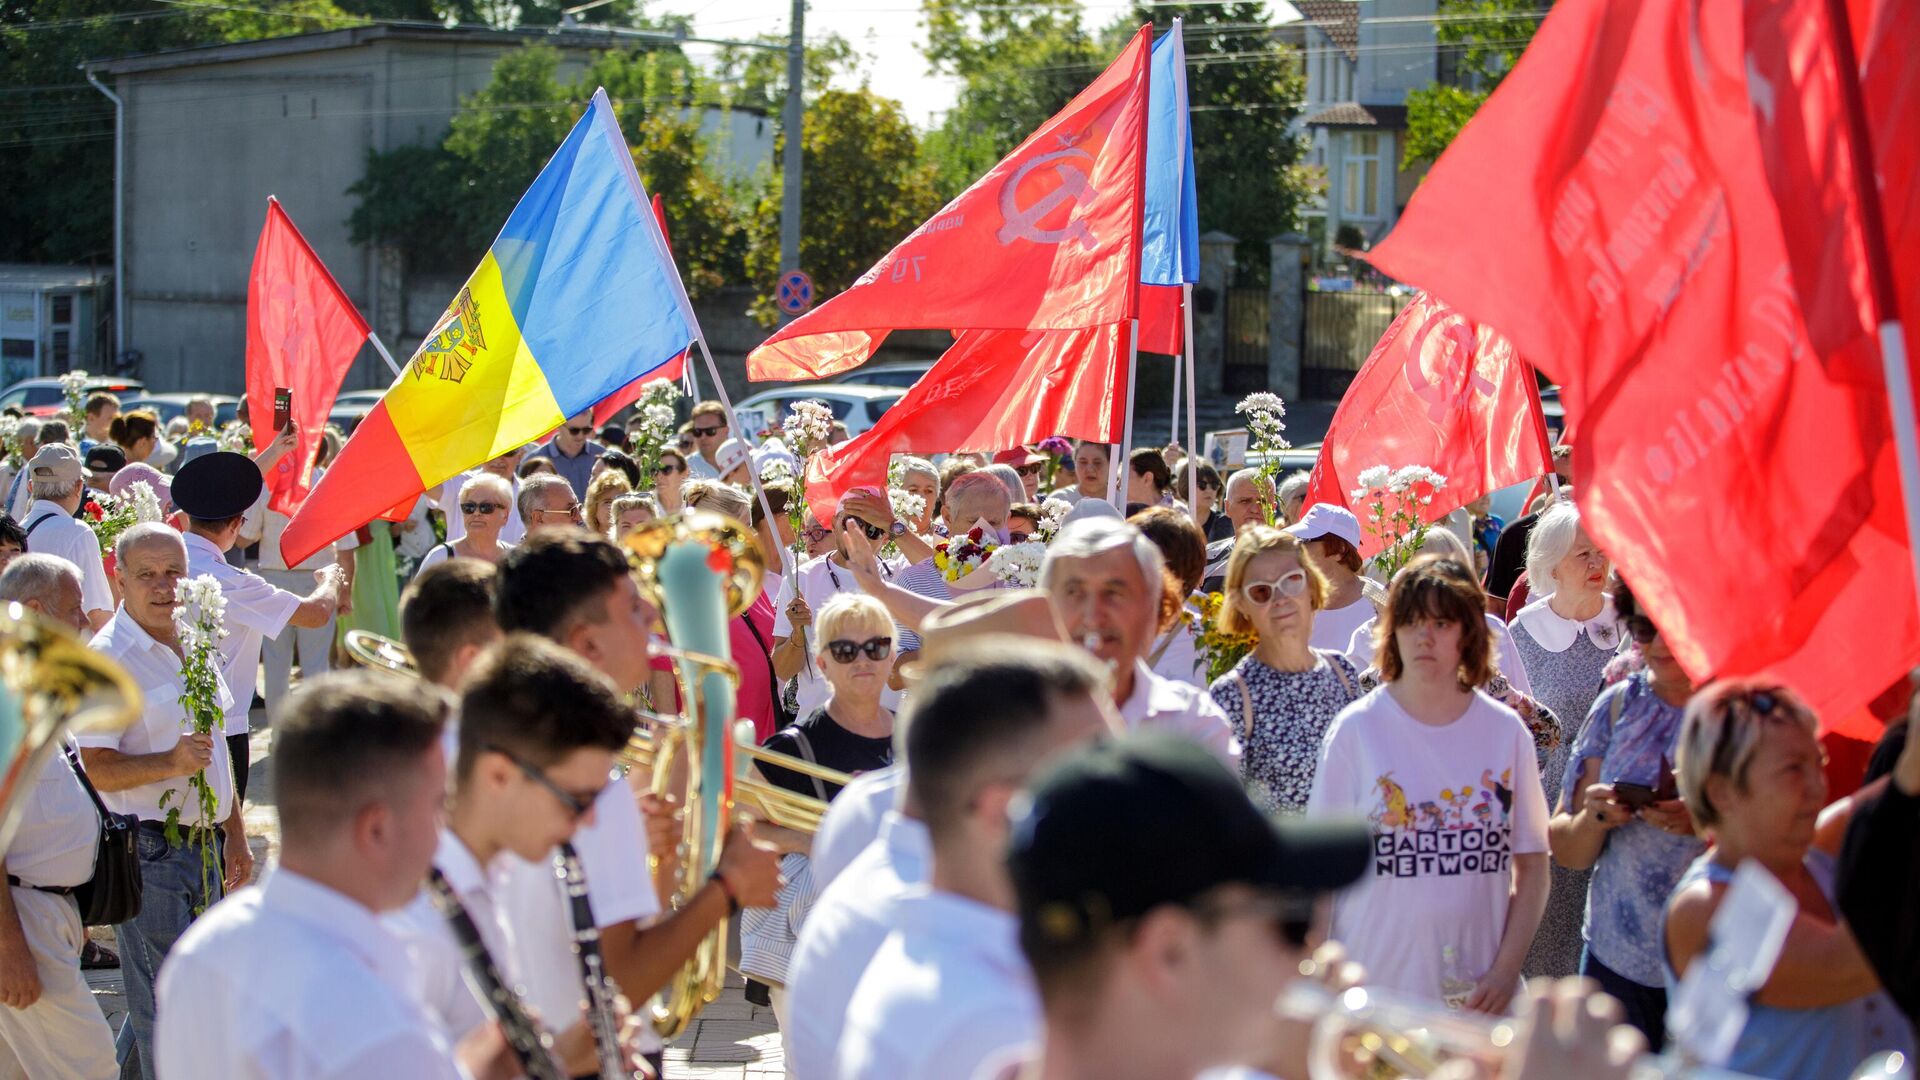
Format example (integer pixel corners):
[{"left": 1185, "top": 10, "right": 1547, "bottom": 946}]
[{"left": 1284, "top": 503, "right": 1361, "bottom": 548}]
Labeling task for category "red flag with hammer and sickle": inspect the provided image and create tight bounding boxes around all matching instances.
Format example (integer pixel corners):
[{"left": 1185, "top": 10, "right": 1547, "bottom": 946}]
[
  {"left": 1302, "top": 292, "right": 1553, "bottom": 557},
  {"left": 245, "top": 197, "right": 371, "bottom": 516},
  {"left": 747, "top": 26, "right": 1153, "bottom": 382}
]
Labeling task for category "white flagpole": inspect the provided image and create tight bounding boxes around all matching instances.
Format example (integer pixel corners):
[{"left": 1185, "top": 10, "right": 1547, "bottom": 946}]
[
  {"left": 1170, "top": 351, "right": 1182, "bottom": 454},
  {"left": 691, "top": 335, "right": 794, "bottom": 583},
  {"left": 366, "top": 330, "right": 404, "bottom": 379},
  {"left": 1182, "top": 283, "right": 1199, "bottom": 517},
  {"left": 1111, "top": 319, "right": 1141, "bottom": 507}
]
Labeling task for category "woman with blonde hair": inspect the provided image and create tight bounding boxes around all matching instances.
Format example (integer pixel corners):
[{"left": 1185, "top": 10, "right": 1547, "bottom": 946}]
[
  {"left": 414, "top": 473, "right": 514, "bottom": 574},
  {"left": 1207, "top": 524, "right": 1360, "bottom": 811},
  {"left": 583, "top": 468, "right": 632, "bottom": 536},
  {"left": 608, "top": 492, "right": 659, "bottom": 542},
  {"left": 1308, "top": 556, "right": 1550, "bottom": 1012},
  {"left": 1663, "top": 683, "right": 1913, "bottom": 1078}
]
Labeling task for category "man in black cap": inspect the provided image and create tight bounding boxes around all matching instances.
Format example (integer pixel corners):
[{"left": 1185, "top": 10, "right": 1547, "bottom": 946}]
[
  {"left": 174, "top": 451, "right": 345, "bottom": 800},
  {"left": 83, "top": 443, "right": 126, "bottom": 493}
]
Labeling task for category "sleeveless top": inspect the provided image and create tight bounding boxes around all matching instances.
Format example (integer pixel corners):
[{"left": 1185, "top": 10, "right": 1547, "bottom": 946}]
[{"left": 1664, "top": 852, "right": 1914, "bottom": 1080}]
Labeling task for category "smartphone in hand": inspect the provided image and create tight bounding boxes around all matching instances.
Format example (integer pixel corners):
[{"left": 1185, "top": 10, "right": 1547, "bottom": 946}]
[
  {"left": 272, "top": 387, "right": 292, "bottom": 432},
  {"left": 1611, "top": 782, "right": 1659, "bottom": 810}
]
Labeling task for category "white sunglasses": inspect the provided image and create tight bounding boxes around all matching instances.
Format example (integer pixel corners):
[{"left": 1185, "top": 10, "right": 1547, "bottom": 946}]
[{"left": 1241, "top": 571, "right": 1308, "bottom": 605}]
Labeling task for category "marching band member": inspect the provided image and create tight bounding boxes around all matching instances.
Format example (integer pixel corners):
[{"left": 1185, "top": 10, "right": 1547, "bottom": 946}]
[
  {"left": 78, "top": 524, "right": 250, "bottom": 1080},
  {"left": 154, "top": 674, "right": 505, "bottom": 1080},
  {"left": 401, "top": 558, "right": 504, "bottom": 693}
]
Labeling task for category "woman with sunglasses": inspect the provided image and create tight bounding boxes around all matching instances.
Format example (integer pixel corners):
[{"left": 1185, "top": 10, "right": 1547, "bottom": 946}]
[
  {"left": 1664, "top": 683, "right": 1914, "bottom": 1079},
  {"left": 1176, "top": 459, "right": 1230, "bottom": 542},
  {"left": 415, "top": 474, "right": 515, "bottom": 576},
  {"left": 1546, "top": 580, "right": 1702, "bottom": 1048},
  {"left": 654, "top": 449, "right": 689, "bottom": 513},
  {"left": 1208, "top": 526, "right": 1361, "bottom": 811},
  {"left": 1509, "top": 501, "right": 1621, "bottom": 978},
  {"left": 743, "top": 594, "right": 898, "bottom": 1041},
  {"left": 1307, "top": 556, "right": 1551, "bottom": 1014}
]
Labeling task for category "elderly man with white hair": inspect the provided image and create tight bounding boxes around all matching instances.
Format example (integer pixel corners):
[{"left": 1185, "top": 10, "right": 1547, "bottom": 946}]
[
  {"left": 79, "top": 523, "right": 249, "bottom": 1080},
  {"left": 0, "top": 555, "right": 118, "bottom": 1080},
  {"left": 19, "top": 443, "right": 113, "bottom": 631},
  {"left": 1202, "top": 468, "right": 1277, "bottom": 592},
  {"left": 890, "top": 471, "right": 1019, "bottom": 660},
  {"left": 517, "top": 472, "right": 584, "bottom": 534}
]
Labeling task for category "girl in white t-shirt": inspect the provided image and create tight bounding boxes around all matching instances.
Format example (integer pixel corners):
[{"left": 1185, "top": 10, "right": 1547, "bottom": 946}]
[{"left": 1308, "top": 555, "right": 1551, "bottom": 1014}]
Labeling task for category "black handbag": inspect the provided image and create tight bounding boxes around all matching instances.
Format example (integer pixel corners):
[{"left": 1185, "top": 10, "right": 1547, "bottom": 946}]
[{"left": 63, "top": 746, "right": 142, "bottom": 926}]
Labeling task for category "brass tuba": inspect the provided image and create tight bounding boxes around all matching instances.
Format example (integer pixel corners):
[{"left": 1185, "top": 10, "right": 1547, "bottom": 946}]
[
  {"left": 0, "top": 603, "right": 141, "bottom": 853},
  {"left": 343, "top": 629, "right": 420, "bottom": 678}
]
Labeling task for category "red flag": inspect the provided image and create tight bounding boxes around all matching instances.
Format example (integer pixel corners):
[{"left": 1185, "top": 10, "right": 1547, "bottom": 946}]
[
  {"left": 1137, "top": 284, "right": 1184, "bottom": 355},
  {"left": 747, "top": 27, "right": 1152, "bottom": 382},
  {"left": 1365, "top": 0, "right": 1916, "bottom": 737},
  {"left": 1302, "top": 293, "right": 1552, "bottom": 558},
  {"left": 245, "top": 197, "right": 370, "bottom": 516},
  {"left": 803, "top": 325, "right": 1127, "bottom": 522}
]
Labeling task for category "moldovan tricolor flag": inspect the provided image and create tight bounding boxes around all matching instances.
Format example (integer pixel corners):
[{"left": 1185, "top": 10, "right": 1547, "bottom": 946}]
[
  {"left": 803, "top": 324, "right": 1128, "bottom": 522},
  {"left": 747, "top": 26, "right": 1153, "bottom": 381},
  {"left": 245, "top": 197, "right": 370, "bottom": 516},
  {"left": 1302, "top": 293, "right": 1552, "bottom": 558},
  {"left": 1365, "top": 0, "right": 1917, "bottom": 736},
  {"left": 281, "top": 88, "right": 697, "bottom": 566},
  {"left": 1137, "top": 20, "right": 1200, "bottom": 355}
]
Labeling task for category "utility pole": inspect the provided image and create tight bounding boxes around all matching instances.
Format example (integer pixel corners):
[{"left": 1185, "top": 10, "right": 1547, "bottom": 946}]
[{"left": 779, "top": 0, "right": 805, "bottom": 319}]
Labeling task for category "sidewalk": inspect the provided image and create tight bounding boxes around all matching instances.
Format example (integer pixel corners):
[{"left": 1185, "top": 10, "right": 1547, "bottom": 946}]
[{"left": 85, "top": 722, "right": 788, "bottom": 1079}]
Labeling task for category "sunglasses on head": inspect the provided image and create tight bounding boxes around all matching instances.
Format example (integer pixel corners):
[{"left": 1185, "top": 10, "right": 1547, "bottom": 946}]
[
  {"left": 692, "top": 424, "right": 724, "bottom": 437},
  {"left": 826, "top": 636, "right": 893, "bottom": 663},
  {"left": 459, "top": 501, "right": 503, "bottom": 515},
  {"left": 1241, "top": 571, "right": 1308, "bottom": 606},
  {"left": 1624, "top": 614, "right": 1659, "bottom": 644},
  {"left": 565, "top": 425, "right": 593, "bottom": 436}
]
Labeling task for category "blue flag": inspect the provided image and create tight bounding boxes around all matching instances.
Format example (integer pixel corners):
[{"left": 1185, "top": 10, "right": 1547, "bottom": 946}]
[{"left": 1142, "top": 21, "right": 1200, "bottom": 287}]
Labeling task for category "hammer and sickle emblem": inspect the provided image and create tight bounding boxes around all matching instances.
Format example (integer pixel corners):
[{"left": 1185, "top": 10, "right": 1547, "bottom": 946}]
[
  {"left": 1403, "top": 307, "right": 1499, "bottom": 423},
  {"left": 998, "top": 144, "right": 1101, "bottom": 249}
]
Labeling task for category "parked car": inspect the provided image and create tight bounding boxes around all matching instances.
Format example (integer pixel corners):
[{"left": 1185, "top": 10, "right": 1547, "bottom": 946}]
[
  {"left": 327, "top": 390, "right": 386, "bottom": 434},
  {"left": 119, "top": 393, "right": 240, "bottom": 429},
  {"left": 731, "top": 385, "right": 906, "bottom": 444},
  {"left": 826, "top": 360, "right": 933, "bottom": 391},
  {"left": 0, "top": 376, "right": 146, "bottom": 417}
]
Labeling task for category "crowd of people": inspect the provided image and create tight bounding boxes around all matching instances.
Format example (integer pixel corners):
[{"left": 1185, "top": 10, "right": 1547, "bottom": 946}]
[{"left": 0, "top": 388, "right": 1912, "bottom": 1080}]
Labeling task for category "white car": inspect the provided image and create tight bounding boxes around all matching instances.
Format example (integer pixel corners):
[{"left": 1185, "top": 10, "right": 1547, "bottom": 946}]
[
  {"left": 826, "top": 360, "right": 932, "bottom": 391},
  {"left": 731, "top": 385, "right": 906, "bottom": 444}
]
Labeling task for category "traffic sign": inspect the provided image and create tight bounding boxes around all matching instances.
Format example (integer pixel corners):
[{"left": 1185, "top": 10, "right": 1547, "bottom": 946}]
[{"left": 776, "top": 269, "right": 815, "bottom": 316}]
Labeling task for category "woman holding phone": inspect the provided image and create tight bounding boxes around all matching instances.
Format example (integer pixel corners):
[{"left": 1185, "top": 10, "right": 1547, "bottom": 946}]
[{"left": 1548, "top": 580, "right": 1703, "bottom": 1048}]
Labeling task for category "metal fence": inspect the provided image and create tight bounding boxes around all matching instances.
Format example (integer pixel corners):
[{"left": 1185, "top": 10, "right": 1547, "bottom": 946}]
[
  {"left": 1302, "top": 288, "right": 1410, "bottom": 399},
  {"left": 1222, "top": 286, "right": 1270, "bottom": 394}
]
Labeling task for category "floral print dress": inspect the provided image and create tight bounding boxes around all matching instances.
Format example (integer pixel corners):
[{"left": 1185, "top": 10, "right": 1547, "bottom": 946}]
[{"left": 1209, "top": 651, "right": 1362, "bottom": 812}]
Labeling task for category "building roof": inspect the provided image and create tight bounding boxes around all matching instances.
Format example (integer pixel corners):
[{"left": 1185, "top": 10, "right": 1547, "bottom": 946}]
[
  {"left": 1303, "top": 101, "right": 1409, "bottom": 128},
  {"left": 83, "top": 22, "right": 658, "bottom": 76},
  {"left": 1291, "top": 0, "right": 1359, "bottom": 62},
  {"left": 0, "top": 264, "right": 112, "bottom": 290}
]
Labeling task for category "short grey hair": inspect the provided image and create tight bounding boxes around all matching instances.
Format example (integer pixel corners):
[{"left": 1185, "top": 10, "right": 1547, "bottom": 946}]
[
  {"left": 1525, "top": 501, "right": 1583, "bottom": 597},
  {"left": 115, "top": 522, "right": 186, "bottom": 565},
  {"left": 942, "top": 471, "right": 1013, "bottom": 523},
  {"left": 458, "top": 472, "right": 512, "bottom": 507},
  {"left": 1040, "top": 517, "right": 1165, "bottom": 598},
  {"left": 1226, "top": 467, "right": 1275, "bottom": 499},
  {"left": 14, "top": 419, "right": 42, "bottom": 445},
  {"left": 0, "top": 554, "right": 80, "bottom": 608},
  {"left": 1417, "top": 526, "right": 1474, "bottom": 567},
  {"left": 979, "top": 463, "right": 1026, "bottom": 505},
  {"left": 895, "top": 456, "right": 938, "bottom": 486},
  {"left": 516, "top": 473, "right": 574, "bottom": 523},
  {"left": 29, "top": 478, "right": 81, "bottom": 503},
  {"left": 1276, "top": 470, "right": 1311, "bottom": 512}
]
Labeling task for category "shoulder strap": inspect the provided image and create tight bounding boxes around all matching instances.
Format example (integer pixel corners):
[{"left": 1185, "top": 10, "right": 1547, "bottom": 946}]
[
  {"left": 1610, "top": 682, "right": 1626, "bottom": 727},
  {"left": 62, "top": 744, "right": 111, "bottom": 819},
  {"left": 787, "top": 726, "right": 831, "bottom": 803},
  {"left": 1147, "top": 624, "right": 1180, "bottom": 666},
  {"left": 1322, "top": 651, "right": 1355, "bottom": 696},
  {"left": 22, "top": 513, "right": 53, "bottom": 540},
  {"left": 1229, "top": 669, "right": 1256, "bottom": 742}
]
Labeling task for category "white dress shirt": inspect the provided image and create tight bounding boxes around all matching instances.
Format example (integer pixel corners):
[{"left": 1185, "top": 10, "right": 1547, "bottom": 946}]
[
  {"left": 156, "top": 867, "right": 464, "bottom": 1080},
  {"left": 185, "top": 530, "right": 303, "bottom": 736},
  {"left": 387, "top": 830, "right": 520, "bottom": 1043},
  {"left": 785, "top": 809, "right": 930, "bottom": 1080},
  {"left": 810, "top": 764, "right": 906, "bottom": 888},
  {"left": 771, "top": 553, "right": 906, "bottom": 718},
  {"left": 78, "top": 607, "right": 235, "bottom": 826},
  {"left": 20, "top": 500, "right": 112, "bottom": 616},
  {"left": 1117, "top": 659, "right": 1239, "bottom": 765},
  {"left": 5, "top": 745, "right": 99, "bottom": 889},
  {"left": 834, "top": 889, "right": 1039, "bottom": 1080}
]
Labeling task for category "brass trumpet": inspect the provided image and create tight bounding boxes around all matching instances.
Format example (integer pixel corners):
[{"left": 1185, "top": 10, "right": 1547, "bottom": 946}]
[{"left": 0, "top": 603, "right": 141, "bottom": 853}]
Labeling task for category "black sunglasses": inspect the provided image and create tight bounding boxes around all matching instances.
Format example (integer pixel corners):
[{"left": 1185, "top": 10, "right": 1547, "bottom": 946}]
[
  {"left": 655, "top": 462, "right": 685, "bottom": 475},
  {"left": 1624, "top": 614, "right": 1659, "bottom": 644},
  {"left": 843, "top": 517, "right": 886, "bottom": 542},
  {"left": 1191, "top": 892, "right": 1314, "bottom": 949},
  {"left": 1015, "top": 463, "right": 1042, "bottom": 476},
  {"left": 459, "top": 501, "right": 504, "bottom": 515},
  {"left": 487, "top": 743, "right": 606, "bottom": 821},
  {"left": 825, "top": 636, "right": 893, "bottom": 663},
  {"left": 565, "top": 425, "right": 593, "bottom": 436},
  {"left": 692, "top": 424, "right": 725, "bottom": 437}
]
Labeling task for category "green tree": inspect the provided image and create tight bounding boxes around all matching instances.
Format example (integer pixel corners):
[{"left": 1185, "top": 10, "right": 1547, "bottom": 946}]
[
  {"left": 744, "top": 87, "right": 941, "bottom": 322},
  {"left": 1400, "top": 0, "right": 1541, "bottom": 168},
  {"left": 439, "top": 45, "right": 579, "bottom": 254}
]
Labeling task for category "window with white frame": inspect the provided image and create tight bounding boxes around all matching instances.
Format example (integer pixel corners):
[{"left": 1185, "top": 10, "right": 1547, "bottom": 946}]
[{"left": 1341, "top": 131, "right": 1388, "bottom": 221}]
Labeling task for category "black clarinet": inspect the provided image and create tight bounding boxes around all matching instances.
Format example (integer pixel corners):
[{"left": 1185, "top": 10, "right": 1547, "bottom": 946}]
[
  {"left": 424, "top": 867, "right": 568, "bottom": 1080},
  {"left": 555, "top": 842, "right": 635, "bottom": 1080}
]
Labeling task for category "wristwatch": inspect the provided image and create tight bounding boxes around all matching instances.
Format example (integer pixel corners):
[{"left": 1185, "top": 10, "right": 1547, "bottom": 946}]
[{"left": 888, "top": 520, "right": 908, "bottom": 538}]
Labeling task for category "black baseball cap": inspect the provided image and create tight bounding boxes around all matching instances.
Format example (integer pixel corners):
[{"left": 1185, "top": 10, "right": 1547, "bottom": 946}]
[
  {"left": 1007, "top": 733, "right": 1370, "bottom": 943},
  {"left": 84, "top": 444, "right": 126, "bottom": 475},
  {"left": 171, "top": 451, "right": 263, "bottom": 520}
]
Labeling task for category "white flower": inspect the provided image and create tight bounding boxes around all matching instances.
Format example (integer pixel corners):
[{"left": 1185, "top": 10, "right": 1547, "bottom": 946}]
[
  {"left": 58, "top": 371, "right": 88, "bottom": 393},
  {"left": 1354, "top": 465, "right": 1391, "bottom": 492},
  {"left": 983, "top": 540, "right": 1047, "bottom": 587},
  {"left": 1235, "top": 392, "right": 1287, "bottom": 419},
  {"left": 127, "top": 481, "right": 163, "bottom": 524},
  {"left": 782, "top": 400, "right": 835, "bottom": 453},
  {"left": 1037, "top": 499, "right": 1071, "bottom": 542},
  {"left": 216, "top": 422, "right": 252, "bottom": 455},
  {"left": 759, "top": 457, "right": 795, "bottom": 483},
  {"left": 1387, "top": 465, "right": 1447, "bottom": 494},
  {"left": 639, "top": 378, "right": 682, "bottom": 410},
  {"left": 641, "top": 403, "right": 676, "bottom": 434},
  {"left": 888, "top": 488, "right": 926, "bottom": 525},
  {"left": 173, "top": 574, "right": 229, "bottom": 644}
]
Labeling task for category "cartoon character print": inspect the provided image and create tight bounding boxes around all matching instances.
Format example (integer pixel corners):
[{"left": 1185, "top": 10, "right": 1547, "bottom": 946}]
[{"left": 1371, "top": 773, "right": 1412, "bottom": 830}]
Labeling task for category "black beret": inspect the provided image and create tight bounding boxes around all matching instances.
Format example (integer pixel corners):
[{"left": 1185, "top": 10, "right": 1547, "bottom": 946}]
[{"left": 171, "top": 451, "right": 263, "bottom": 520}]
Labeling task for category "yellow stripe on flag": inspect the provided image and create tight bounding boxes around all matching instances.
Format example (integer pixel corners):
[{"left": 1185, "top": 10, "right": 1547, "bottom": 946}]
[{"left": 386, "top": 253, "right": 566, "bottom": 484}]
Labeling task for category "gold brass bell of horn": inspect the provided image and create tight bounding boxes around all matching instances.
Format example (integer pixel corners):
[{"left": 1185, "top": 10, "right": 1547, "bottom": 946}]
[
  {"left": 0, "top": 603, "right": 141, "bottom": 854},
  {"left": 343, "top": 629, "right": 420, "bottom": 679}
]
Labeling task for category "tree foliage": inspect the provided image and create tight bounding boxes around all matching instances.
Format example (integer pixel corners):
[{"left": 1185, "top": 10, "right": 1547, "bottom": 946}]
[
  {"left": 1400, "top": 0, "right": 1539, "bottom": 168},
  {"left": 744, "top": 88, "right": 941, "bottom": 322}
]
